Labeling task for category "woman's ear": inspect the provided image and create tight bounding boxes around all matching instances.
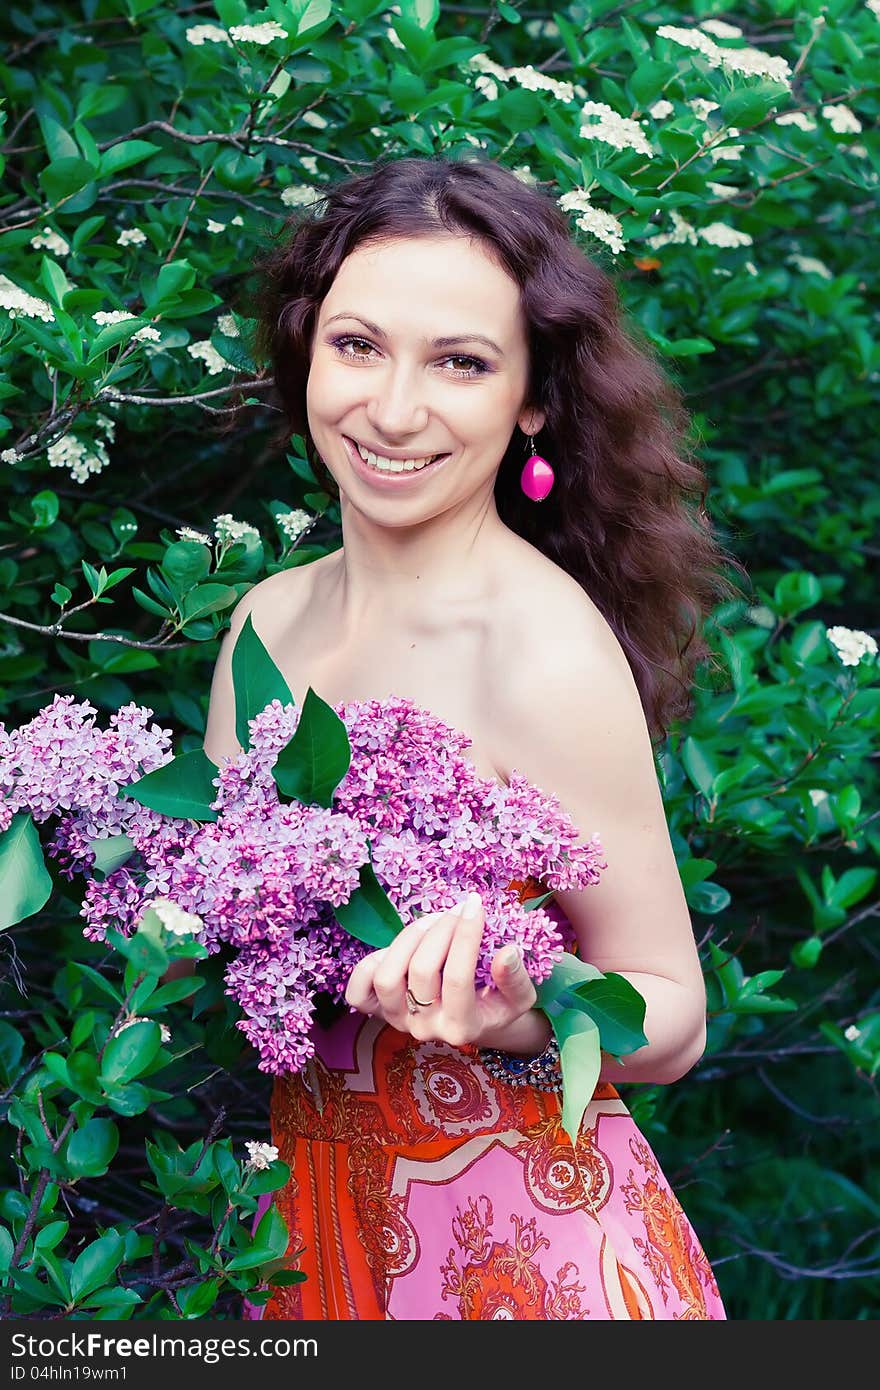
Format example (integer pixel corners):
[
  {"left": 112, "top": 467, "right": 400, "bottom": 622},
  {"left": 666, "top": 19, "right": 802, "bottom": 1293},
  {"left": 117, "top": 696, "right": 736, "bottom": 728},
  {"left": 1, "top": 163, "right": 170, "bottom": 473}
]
[{"left": 518, "top": 406, "right": 546, "bottom": 438}]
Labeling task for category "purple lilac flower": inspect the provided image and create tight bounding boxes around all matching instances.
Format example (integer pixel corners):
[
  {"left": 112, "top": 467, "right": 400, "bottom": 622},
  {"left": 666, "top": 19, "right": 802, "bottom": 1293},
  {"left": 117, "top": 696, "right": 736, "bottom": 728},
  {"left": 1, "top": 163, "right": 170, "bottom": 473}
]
[{"left": 0, "top": 692, "right": 606, "bottom": 1076}]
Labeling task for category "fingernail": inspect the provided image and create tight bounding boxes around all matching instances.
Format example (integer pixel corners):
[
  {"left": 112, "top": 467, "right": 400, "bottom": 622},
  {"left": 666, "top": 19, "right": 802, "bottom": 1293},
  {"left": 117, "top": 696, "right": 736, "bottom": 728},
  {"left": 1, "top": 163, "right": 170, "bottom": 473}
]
[
  {"left": 499, "top": 944, "right": 521, "bottom": 969},
  {"left": 460, "top": 891, "right": 482, "bottom": 920}
]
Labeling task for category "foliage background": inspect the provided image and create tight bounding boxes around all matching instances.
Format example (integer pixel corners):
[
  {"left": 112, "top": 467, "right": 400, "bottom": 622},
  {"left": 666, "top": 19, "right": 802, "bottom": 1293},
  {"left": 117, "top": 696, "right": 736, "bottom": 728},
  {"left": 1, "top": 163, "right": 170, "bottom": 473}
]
[{"left": 0, "top": 0, "right": 878, "bottom": 1319}]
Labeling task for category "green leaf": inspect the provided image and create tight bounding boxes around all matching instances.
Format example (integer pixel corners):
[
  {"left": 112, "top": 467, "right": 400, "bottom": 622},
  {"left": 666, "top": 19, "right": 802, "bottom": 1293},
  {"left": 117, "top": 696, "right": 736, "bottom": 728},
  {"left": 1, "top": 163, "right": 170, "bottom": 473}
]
[
  {"left": 681, "top": 736, "right": 718, "bottom": 798},
  {"left": 569, "top": 974, "right": 648, "bottom": 1058},
  {"left": 273, "top": 686, "right": 351, "bottom": 807},
  {"left": 0, "top": 812, "right": 54, "bottom": 931},
  {"left": 100, "top": 1020, "right": 163, "bottom": 1086},
  {"left": 107, "top": 925, "right": 168, "bottom": 977},
  {"left": 119, "top": 747, "right": 219, "bottom": 822},
  {"left": 548, "top": 1005, "right": 602, "bottom": 1147},
  {"left": 89, "top": 833, "right": 136, "bottom": 876},
  {"left": 161, "top": 540, "right": 212, "bottom": 597},
  {"left": 333, "top": 858, "right": 403, "bottom": 948},
  {"left": 39, "top": 157, "right": 98, "bottom": 202},
  {"left": 87, "top": 317, "right": 151, "bottom": 361},
  {"left": 99, "top": 139, "right": 162, "bottom": 179},
  {"left": 225, "top": 1202, "right": 289, "bottom": 1270},
  {"left": 181, "top": 582, "right": 239, "bottom": 624},
  {"left": 69, "top": 962, "right": 123, "bottom": 1006},
  {"left": 67, "top": 1118, "right": 119, "bottom": 1178},
  {"left": 231, "top": 612, "right": 294, "bottom": 752},
  {"left": 70, "top": 1232, "right": 124, "bottom": 1303},
  {"left": 534, "top": 953, "right": 604, "bottom": 1011}
]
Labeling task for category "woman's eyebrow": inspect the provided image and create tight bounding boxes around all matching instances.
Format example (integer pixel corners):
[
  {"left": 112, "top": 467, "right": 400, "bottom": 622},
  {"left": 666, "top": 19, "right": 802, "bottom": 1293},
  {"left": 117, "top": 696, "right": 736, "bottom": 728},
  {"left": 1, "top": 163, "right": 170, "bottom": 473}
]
[{"left": 324, "top": 312, "right": 505, "bottom": 357}]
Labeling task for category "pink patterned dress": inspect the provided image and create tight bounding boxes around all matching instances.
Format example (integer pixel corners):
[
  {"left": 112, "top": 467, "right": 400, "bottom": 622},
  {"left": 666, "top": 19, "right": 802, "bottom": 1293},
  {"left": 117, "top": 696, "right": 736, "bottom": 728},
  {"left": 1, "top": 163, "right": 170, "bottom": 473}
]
[{"left": 255, "top": 882, "right": 726, "bottom": 1321}]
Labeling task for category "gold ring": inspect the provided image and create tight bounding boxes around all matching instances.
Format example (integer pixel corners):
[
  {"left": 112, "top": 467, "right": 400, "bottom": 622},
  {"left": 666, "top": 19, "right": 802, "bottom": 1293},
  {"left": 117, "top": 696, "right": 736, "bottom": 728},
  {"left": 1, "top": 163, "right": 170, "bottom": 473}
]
[{"left": 405, "top": 987, "right": 437, "bottom": 1013}]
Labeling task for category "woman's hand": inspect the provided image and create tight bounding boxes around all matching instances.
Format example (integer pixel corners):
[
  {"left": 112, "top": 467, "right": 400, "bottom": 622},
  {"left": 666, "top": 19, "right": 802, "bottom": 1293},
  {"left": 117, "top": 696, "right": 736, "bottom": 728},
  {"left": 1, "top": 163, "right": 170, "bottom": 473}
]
[{"left": 343, "top": 892, "right": 540, "bottom": 1049}]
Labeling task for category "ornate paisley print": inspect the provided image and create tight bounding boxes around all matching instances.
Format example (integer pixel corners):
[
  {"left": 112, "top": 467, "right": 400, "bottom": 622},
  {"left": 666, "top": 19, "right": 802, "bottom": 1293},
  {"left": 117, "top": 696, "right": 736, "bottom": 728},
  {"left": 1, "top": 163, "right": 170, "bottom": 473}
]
[{"left": 251, "top": 880, "right": 725, "bottom": 1321}]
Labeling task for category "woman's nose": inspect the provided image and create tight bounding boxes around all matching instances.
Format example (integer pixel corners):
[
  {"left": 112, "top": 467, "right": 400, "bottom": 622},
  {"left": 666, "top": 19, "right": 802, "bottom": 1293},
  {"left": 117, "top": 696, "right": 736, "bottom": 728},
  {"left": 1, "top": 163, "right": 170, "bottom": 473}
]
[{"left": 365, "top": 360, "right": 429, "bottom": 437}]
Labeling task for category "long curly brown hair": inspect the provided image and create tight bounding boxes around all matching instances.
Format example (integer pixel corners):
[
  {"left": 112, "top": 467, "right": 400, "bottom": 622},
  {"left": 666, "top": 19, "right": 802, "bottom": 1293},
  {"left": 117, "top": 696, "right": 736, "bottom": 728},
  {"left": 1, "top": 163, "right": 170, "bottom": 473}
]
[{"left": 248, "top": 155, "right": 747, "bottom": 745}]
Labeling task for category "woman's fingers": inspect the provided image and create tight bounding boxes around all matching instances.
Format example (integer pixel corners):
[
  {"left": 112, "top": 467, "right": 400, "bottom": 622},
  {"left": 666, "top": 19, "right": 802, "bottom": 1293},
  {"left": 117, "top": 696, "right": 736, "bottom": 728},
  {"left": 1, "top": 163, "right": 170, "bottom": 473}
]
[
  {"left": 439, "top": 892, "right": 485, "bottom": 1020},
  {"left": 344, "top": 947, "right": 388, "bottom": 1012},
  {"left": 490, "top": 943, "right": 537, "bottom": 1015},
  {"left": 369, "top": 911, "right": 446, "bottom": 1014},
  {"left": 407, "top": 909, "right": 462, "bottom": 1007}
]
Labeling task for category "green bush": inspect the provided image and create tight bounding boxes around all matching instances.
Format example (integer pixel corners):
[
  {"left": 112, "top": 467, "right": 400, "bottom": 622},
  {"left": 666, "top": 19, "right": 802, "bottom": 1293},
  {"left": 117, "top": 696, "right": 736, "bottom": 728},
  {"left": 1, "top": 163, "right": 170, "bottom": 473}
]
[{"left": 1, "top": 0, "right": 877, "bottom": 1319}]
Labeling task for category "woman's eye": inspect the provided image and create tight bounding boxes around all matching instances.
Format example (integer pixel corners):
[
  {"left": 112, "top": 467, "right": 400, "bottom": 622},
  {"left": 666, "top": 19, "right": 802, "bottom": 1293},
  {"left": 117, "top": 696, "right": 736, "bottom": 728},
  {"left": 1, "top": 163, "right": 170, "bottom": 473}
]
[{"left": 329, "top": 335, "right": 489, "bottom": 378}]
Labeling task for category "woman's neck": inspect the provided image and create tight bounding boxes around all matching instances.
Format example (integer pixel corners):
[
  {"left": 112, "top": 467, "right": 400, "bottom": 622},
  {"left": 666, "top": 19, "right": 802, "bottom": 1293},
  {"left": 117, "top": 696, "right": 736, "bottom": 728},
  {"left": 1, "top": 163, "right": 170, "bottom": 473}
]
[{"left": 328, "top": 498, "right": 511, "bottom": 627}]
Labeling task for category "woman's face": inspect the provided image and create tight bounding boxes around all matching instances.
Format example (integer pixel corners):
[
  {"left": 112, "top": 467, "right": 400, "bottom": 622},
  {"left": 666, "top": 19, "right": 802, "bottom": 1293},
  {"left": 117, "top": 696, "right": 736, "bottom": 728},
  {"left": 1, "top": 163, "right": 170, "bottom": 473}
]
[{"left": 306, "top": 234, "right": 544, "bottom": 521}]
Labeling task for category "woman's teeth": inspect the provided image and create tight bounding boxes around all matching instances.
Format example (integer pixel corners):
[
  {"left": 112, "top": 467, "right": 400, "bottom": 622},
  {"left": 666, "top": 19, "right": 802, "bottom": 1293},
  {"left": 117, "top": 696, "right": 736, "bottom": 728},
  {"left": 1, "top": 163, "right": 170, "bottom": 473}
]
[{"left": 355, "top": 440, "right": 440, "bottom": 473}]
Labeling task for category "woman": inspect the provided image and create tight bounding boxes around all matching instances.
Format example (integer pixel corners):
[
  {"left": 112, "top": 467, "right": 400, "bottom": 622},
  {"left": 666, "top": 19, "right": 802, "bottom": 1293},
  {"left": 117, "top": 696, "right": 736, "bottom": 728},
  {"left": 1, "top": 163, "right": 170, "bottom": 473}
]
[{"left": 204, "top": 156, "right": 738, "bottom": 1320}]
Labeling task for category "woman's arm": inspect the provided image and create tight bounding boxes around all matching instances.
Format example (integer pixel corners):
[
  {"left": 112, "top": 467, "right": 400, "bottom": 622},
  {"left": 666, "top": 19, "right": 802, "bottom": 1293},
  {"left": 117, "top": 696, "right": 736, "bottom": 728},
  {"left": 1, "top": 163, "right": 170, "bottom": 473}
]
[{"left": 487, "top": 585, "right": 709, "bottom": 1085}]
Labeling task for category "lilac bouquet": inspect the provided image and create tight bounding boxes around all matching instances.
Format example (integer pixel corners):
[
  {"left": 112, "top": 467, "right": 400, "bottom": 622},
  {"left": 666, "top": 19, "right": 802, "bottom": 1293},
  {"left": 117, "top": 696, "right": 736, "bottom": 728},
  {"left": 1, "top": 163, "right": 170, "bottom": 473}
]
[{"left": 0, "top": 617, "right": 646, "bottom": 1141}]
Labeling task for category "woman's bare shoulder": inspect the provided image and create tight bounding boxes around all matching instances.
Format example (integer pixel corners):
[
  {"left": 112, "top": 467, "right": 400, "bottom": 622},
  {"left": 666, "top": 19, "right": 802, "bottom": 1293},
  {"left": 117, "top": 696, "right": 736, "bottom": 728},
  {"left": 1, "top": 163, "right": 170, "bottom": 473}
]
[
  {"left": 240, "top": 552, "right": 334, "bottom": 642},
  {"left": 493, "top": 535, "right": 625, "bottom": 676}
]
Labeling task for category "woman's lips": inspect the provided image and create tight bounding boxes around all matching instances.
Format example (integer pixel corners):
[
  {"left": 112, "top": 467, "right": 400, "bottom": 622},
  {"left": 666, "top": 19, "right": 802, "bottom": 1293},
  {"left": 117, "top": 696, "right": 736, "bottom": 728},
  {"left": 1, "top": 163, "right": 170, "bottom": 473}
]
[{"left": 343, "top": 435, "right": 452, "bottom": 486}]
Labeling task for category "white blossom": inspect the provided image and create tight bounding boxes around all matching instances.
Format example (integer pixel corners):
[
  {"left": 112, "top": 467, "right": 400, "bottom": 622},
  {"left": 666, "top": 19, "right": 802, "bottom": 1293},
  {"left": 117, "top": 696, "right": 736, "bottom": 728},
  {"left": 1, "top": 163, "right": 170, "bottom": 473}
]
[
  {"left": 808, "top": 789, "right": 829, "bottom": 806},
  {"left": 465, "top": 53, "right": 510, "bottom": 84},
  {"left": 47, "top": 433, "right": 110, "bottom": 484},
  {"left": 826, "top": 625, "right": 878, "bottom": 667},
  {"left": 867, "top": 0, "right": 880, "bottom": 17},
  {"left": 720, "top": 46, "right": 792, "bottom": 85},
  {"left": 214, "top": 513, "right": 261, "bottom": 545},
  {"left": 697, "top": 222, "right": 753, "bottom": 248},
  {"left": 299, "top": 154, "right": 319, "bottom": 176},
  {"left": 186, "top": 24, "right": 231, "bottom": 46},
  {"left": 176, "top": 526, "right": 213, "bottom": 547},
  {"left": 658, "top": 24, "right": 790, "bottom": 87},
  {"left": 207, "top": 219, "right": 226, "bottom": 234},
  {"left": 657, "top": 24, "right": 723, "bottom": 65},
  {"left": 512, "top": 165, "right": 537, "bottom": 185},
  {"left": 1, "top": 448, "right": 18, "bottom": 464},
  {"left": 244, "top": 1140, "right": 279, "bottom": 1170},
  {"left": 474, "top": 74, "right": 498, "bottom": 101},
  {"left": 648, "top": 99, "right": 674, "bottom": 119},
  {"left": 558, "top": 189, "right": 626, "bottom": 255},
  {"left": 707, "top": 181, "right": 739, "bottom": 199},
  {"left": 302, "top": 111, "right": 328, "bottom": 129},
  {"left": 216, "top": 313, "right": 239, "bottom": 337},
  {"left": 30, "top": 228, "right": 70, "bottom": 256},
  {"left": 507, "top": 65, "right": 575, "bottom": 103},
  {"left": 787, "top": 254, "right": 833, "bottom": 280},
  {"left": 646, "top": 210, "right": 699, "bottom": 249},
  {"left": 844, "top": 1024, "right": 862, "bottom": 1042},
  {"left": 187, "top": 340, "right": 228, "bottom": 375},
  {"left": 229, "top": 21, "right": 286, "bottom": 45},
  {"left": 822, "top": 104, "right": 862, "bottom": 135},
  {"left": 708, "top": 134, "right": 745, "bottom": 163},
  {"left": 115, "top": 1016, "right": 172, "bottom": 1043},
  {"left": 524, "top": 19, "right": 560, "bottom": 39},
  {"left": 699, "top": 18, "right": 743, "bottom": 39},
  {"left": 117, "top": 227, "right": 148, "bottom": 247},
  {"left": 281, "top": 184, "right": 319, "bottom": 207},
  {"left": 0, "top": 275, "right": 55, "bottom": 323},
  {"left": 384, "top": 24, "right": 405, "bottom": 49},
  {"left": 775, "top": 111, "right": 817, "bottom": 132},
  {"left": 277, "top": 509, "right": 315, "bottom": 543},
  {"left": 152, "top": 897, "right": 205, "bottom": 936},
  {"left": 688, "top": 99, "right": 720, "bottom": 122},
  {"left": 92, "top": 309, "right": 160, "bottom": 343},
  {"left": 580, "top": 101, "right": 654, "bottom": 156}
]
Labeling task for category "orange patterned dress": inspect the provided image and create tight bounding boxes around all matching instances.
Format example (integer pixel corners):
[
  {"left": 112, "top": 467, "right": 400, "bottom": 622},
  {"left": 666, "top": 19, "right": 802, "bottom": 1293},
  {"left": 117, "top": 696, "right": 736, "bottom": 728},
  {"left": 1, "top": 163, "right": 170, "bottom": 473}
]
[{"left": 255, "top": 883, "right": 725, "bottom": 1321}]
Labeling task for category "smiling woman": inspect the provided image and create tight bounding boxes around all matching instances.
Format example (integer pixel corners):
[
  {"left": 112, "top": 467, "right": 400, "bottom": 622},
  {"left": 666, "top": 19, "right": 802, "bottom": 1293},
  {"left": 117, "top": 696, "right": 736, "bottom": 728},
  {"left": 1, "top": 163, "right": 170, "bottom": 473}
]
[{"left": 204, "top": 154, "right": 744, "bottom": 1320}]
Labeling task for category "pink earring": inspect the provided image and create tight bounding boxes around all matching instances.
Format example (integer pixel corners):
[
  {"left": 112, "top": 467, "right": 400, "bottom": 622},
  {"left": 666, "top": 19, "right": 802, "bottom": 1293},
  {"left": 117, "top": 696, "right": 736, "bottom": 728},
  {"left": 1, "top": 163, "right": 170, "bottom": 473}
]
[{"left": 520, "top": 435, "right": 554, "bottom": 502}]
